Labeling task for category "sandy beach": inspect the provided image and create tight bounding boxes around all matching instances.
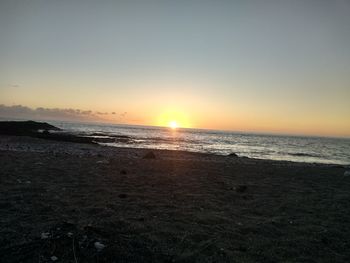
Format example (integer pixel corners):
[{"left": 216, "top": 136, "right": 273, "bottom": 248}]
[{"left": 1, "top": 135, "right": 350, "bottom": 262}]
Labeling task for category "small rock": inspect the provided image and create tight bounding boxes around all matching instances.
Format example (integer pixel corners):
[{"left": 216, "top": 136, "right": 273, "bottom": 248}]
[
  {"left": 26, "top": 180, "right": 31, "bottom": 184},
  {"left": 235, "top": 185, "right": 247, "bottom": 193},
  {"left": 67, "top": 232, "right": 73, "bottom": 237},
  {"left": 120, "top": 169, "right": 127, "bottom": 175},
  {"left": 118, "top": 194, "right": 127, "bottom": 199},
  {"left": 344, "top": 171, "right": 350, "bottom": 176},
  {"left": 143, "top": 151, "right": 156, "bottom": 159},
  {"left": 228, "top": 153, "right": 238, "bottom": 157},
  {"left": 94, "top": 241, "right": 105, "bottom": 252},
  {"left": 41, "top": 232, "right": 50, "bottom": 239},
  {"left": 51, "top": 256, "right": 58, "bottom": 261},
  {"left": 96, "top": 160, "right": 109, "bottom": 164}
]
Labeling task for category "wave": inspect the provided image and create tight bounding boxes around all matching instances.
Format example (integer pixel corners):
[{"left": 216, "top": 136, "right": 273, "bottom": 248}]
[{"left": 287, "top": 152, "right": 321, "bottom": 158}]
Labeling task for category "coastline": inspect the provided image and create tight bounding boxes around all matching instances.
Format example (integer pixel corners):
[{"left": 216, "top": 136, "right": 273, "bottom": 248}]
[{"left": 1, "top": 135, "right": 350, "bottom": 262}]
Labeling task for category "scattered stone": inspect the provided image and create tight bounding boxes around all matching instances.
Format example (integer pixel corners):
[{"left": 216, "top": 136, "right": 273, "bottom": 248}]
[
  {"left": 41, "top": 232, "right": 50, "bottom": 239},
  {"left": 344, "top": 171, "right": 350, "bottom": 177},
  {"left": 118, "top": 194, "right": 127, "bottom": 199},
  {"left": 235, "top": 185, "right": 247, "bottom": 193},
  {"left": 143, "top": 151, "right": 156, "bottom": 159},
  {"left": 94, "top": 241, "right": 105, "bottom": 252},
  {"left": 51, "top": 256, "right": 58, "bottom": 261},
  {"left": 120, "top": 169, "right": 127, "bottom": 175},
  {"left": 228, "top": 153, "right": 238, "bottom": 157},
  {"left": 67, "top": 232, "right": 73, "bottom": 237}
]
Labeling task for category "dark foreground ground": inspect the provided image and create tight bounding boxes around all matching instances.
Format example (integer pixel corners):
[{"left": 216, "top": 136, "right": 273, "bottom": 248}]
[{"left": 0, "top": 135, "right": 349, "bottom": 263}]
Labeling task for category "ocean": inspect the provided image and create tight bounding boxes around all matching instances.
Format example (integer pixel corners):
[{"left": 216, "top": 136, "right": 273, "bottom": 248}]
[{"left": 51, "top": 121, "right": 350, "bottom": 165}]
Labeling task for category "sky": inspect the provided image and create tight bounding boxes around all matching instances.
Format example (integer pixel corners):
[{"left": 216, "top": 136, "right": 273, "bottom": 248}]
[{"left": 1, "top": 0, "right": 350, "bottom": 137}]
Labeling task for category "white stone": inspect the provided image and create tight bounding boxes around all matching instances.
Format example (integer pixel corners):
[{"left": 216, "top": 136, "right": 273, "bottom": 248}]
[
  {"left": 41, "top": 232, "right": 50, "bottom": 239},
  {"left": 94, "top": 241, "right": 105, "bottom": 251}
]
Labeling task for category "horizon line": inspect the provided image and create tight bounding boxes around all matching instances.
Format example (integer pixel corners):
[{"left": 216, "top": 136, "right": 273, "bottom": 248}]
[{"left": 1, "top": 116, "right": 349, "bottom": 140}]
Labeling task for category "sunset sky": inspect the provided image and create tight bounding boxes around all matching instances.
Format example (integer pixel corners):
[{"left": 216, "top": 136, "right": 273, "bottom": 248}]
[{"left": 1, "top": 0, "right": 350, "bottom": 137}]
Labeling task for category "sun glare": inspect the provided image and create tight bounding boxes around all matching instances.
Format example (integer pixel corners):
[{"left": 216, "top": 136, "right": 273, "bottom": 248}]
[{"left": 169, "top": 121, "right": 178, "bottom": 129}]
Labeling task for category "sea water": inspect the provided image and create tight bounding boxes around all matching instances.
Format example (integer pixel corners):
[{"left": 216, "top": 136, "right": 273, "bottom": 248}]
[{"left": 52, "top": 121, "right": 350, "bottom": 165}]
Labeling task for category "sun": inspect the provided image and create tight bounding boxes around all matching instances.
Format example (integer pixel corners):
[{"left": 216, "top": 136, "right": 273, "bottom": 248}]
[{"left": 169, "top": 120, "right": 178, "bottom": 129}]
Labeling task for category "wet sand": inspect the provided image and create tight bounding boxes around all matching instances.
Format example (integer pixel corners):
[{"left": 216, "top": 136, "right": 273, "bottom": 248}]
[{"left": 0, "top": 135, "right": 349, "bottom": 262}]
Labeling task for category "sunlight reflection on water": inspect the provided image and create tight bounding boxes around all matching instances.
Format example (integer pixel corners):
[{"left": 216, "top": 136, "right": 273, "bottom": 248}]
[{"left": 52, "top": 121, "right": 350, "bottom": 165}]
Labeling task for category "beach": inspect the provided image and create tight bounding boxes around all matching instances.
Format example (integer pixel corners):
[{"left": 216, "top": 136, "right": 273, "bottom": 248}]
[{"left": 1, "top": 135, "right": 350, "bottom": 262}]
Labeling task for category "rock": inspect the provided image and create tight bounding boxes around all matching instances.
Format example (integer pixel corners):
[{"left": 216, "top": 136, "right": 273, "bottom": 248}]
[
  {"left": 41, "top": 232, "right": 50, "bottom": 239},
  {"left": 228, "top": 153, "right": 238, "bottom": 157},
  {"left": 235, "top": 185, "right": 247, "bottom": 193},
  {"left": 96, "top": 160, "right": 109, "bottom": 164},
  {"left": 0, "top": 120, "right": 61, "bottom": 135},
  {"left": 94, "top": 241, "right": 105, "bottom": 252},
  {"left": 51, "top": 256, "right": 58, "bottom": 261},
  {"left": 344, "top": 171, "right": 350, "bottom": 176},
  {"left": 143, "top": 151, "right": 156, "bottom": 159},
  {"left": 120, "top": 169, "right": 127, "bottom": 175},
  {"left": 118, "top": 194, "right": 127, "bottom": 198}
]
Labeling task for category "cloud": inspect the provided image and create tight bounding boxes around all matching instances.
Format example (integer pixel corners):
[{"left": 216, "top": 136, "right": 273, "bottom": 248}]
[{"left": 0, "top": 104, "right": 109, "bottom": 122}]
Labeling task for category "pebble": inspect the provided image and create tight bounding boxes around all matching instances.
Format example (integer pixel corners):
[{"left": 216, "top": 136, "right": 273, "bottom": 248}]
[
  {"left": 41, "top": 232, "right": 50, "bottom": 239},
  {"left": 96, "top": 160, "right": 109, "bottom": 164},
  {"left": 51, "top": 256, "right": 58, "bottom": 261},
  {"left": 344, "top": 171, "right": 350, "bottom": 176}
]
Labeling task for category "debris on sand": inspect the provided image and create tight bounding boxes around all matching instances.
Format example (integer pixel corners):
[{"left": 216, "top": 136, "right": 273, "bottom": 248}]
[
  {"left": 94, "top": 241, "right": 105, "bottom": 252},
  {"left": 235, "top": 185, "right": 248, "bottom": 193},
  {"left": 143, "top": 151, "right": 156, "bottom": 159},
  {"left": 41, "top": 232, "right": 50, "bottom": 239}
]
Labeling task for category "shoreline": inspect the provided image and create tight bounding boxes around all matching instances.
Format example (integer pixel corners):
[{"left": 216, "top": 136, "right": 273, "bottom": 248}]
[
  {"left": 1, "top": 135, "right": 350, "bottom": 262},
  {"left": 1, "top": 120, "right": 348, "bottom": 166},
  {"left": 1, "top": 134, "right": 348, "bottom": 168}
]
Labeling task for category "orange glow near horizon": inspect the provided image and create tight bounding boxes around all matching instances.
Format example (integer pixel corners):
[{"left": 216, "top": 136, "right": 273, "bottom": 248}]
[{"left": 156, "top": 109, "right": 192, "bottom": 129}]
